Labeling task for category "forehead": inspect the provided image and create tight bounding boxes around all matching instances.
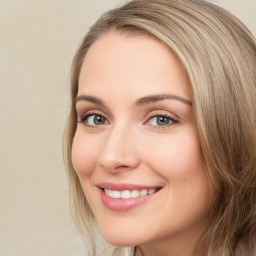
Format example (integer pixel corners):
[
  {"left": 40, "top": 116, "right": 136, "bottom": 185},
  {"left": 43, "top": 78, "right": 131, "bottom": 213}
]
[{"left": 78, "top": 31, "right": 191, "bottom": 100}]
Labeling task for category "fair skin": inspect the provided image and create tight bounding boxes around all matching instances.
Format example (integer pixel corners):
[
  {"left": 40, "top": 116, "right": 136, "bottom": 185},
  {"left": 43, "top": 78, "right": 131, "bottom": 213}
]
[{"left": 72, "top": 31, "right": 210, "bottom": 256}]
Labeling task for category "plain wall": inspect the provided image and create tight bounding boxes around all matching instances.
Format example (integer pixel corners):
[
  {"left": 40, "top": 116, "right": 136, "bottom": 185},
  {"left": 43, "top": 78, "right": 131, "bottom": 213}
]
[{"left": 0, "top": 1, "right": 255, "bottom": 256}]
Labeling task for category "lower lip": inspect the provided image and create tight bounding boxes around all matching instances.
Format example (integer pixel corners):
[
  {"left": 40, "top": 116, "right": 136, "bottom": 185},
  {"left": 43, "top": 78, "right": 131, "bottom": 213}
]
[{"left": 100, "top": 189, "right": 158, "bottom": 211}]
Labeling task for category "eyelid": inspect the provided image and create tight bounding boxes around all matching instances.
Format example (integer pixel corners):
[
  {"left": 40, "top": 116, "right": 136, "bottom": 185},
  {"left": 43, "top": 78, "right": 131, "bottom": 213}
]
[
  {"left": 77, "top": 109, "right": 103, "bottom": 120},
  {"left": 77, "top": 110, "right": 110, "bottom": 126},
  {"left": 144, "top": 110, "right": 178, "bottom": 121},
  {"left": 76, "top": 101, "right": 113, "bottom": 119},
  {"left": 144, "top": 110, "right": 178, "bottom": 128}
]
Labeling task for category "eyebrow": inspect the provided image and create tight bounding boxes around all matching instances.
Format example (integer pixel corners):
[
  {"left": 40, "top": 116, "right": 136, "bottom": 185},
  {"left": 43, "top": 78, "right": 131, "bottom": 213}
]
[
  {"left": 136, "top": 94, "right": 192, "bottom": 106},
  {"left": 76, "top": 95, "right": 104, "bottom": 106},
  {"left": 75, "top": 94, "right": 192, "bottom": 106}
]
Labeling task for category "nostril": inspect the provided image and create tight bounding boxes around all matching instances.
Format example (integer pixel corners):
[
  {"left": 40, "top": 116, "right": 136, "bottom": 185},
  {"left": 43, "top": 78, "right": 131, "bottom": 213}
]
[{"left": 115, "top": 165, "right": 130, "bottom": 169}]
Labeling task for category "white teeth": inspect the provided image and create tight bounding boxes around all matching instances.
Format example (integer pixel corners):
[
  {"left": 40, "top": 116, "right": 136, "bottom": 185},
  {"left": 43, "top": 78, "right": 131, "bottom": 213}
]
[
  {"left": 105, "top": 189, "right": 110, "bottom": 196},
  {"left": 121, "top": 190, "right": 130, "bottom": 199},
  {"left": 140, "top": 189, "right": 148, "bottom": 196},
  {"left": 131, "top": 190, "right": 140, "bottom": 198},
  {"left": 104, "top": 188, "right": 157, "bottom": 199},
  {"left": 112, "top": 190, "right": 121, "bottom": 199},
  {"left": 149, "top": 188, "right": 156, "bottom": 194}
]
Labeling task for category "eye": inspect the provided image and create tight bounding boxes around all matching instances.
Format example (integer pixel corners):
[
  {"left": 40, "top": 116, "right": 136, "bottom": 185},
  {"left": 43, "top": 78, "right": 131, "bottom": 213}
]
[
  {"left": 78, "top": 113, "right": 109, "bottom": 126},
  {"left": 147, "top": 115, "right": 177, "bottom": 127},
  {"left": 87, "top": 115, "right": 107, "bottom": 125}
]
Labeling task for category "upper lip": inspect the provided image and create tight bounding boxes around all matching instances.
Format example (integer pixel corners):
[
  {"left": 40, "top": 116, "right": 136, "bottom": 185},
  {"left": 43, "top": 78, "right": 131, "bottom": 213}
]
[{"left": 97, "top": 182, "right": 162, "bottom": 191}]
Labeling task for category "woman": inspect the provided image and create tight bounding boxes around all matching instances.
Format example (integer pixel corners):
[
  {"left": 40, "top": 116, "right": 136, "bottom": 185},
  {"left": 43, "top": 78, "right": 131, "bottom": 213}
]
[{"left": 64, "top": 0, "right": 256, "bottom": 255}]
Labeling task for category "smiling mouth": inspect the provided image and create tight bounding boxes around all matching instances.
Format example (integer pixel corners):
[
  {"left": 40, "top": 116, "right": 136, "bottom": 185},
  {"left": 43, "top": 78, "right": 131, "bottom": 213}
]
[
  {"left": 98, "top": 184, "right": 162, "bottom": 211},
  {"left": 103, "top": 188, "right": 161, "bottom": 199}
]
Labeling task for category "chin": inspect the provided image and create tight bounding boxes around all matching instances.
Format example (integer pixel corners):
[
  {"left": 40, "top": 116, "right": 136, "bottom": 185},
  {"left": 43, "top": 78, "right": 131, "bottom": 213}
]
[{"left": 99, "top": 227, "right": 143, "bottom": 247}]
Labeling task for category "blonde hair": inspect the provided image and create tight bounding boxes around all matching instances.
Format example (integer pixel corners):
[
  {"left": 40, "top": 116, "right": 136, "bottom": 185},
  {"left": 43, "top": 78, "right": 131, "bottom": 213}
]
[{"left": 64, "top": 0, "right": 256, "bottom": 255}]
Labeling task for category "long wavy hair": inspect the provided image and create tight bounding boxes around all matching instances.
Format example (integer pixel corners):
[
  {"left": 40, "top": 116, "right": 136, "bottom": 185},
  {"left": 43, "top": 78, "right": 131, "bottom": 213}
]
[{"left": 63, "top": 0, "right": 256, "bottom": 255}]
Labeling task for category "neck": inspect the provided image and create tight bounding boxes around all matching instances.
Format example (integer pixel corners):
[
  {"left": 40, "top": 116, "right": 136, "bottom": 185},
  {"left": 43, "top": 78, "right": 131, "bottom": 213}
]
[{"left": 134, "top": 222, "right": 206, "bottom": 256}]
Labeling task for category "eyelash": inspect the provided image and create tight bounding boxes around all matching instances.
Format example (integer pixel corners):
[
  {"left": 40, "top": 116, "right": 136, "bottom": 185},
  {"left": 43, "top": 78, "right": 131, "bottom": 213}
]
[
  {"left": 77, "top": 111, "right": 178, "bottom": 129},
  {"left": 77, "top": 110, "right": 109, "bottom": 127},
  {"left": 144, "top": 113, "right": 178, "bottom": 129}
]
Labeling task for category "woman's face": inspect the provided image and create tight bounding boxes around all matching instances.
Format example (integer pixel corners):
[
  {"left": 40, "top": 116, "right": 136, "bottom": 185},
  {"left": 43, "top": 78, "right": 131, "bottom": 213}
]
[{"left": 72, "top": 31, "right": 209, "bottom": 250}]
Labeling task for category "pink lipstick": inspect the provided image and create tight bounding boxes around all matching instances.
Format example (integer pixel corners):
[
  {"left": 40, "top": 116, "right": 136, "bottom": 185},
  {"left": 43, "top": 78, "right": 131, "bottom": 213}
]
[{"left": 97, "top": 182, "right": 161, "bottom": 211}]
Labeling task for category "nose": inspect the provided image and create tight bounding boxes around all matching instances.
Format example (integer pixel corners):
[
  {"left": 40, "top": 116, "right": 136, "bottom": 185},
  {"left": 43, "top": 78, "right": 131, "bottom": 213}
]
[{"left": 97, "top": 125, "right": 140, "bottom": 173}]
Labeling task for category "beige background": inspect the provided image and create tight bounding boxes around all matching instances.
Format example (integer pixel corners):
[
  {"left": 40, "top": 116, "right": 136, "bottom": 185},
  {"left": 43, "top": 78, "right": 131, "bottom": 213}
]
[{"left": 0, "top": 1, "right": 255, "bottom": 256}]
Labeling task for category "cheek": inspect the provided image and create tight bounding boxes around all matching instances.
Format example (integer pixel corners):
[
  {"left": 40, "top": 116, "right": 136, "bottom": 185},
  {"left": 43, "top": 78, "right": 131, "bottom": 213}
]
[
  {"left": 71, "top": 132, "right": 102, "bottom": 211},
  {"left": 146, "top": 131, "right": 209, "bottom": 226},
  {"left": 71, "top": 132, "right": 98, "bottom": 176},
  {"left": 144, "top": 128, "right": 206, "bottom": 183}
]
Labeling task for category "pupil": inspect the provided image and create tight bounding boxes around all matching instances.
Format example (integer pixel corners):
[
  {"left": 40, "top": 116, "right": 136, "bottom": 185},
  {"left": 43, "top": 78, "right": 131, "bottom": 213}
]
[
  {"left": 94, "top": 115, "right": 104, "bottom": 124},
  {"left": 157, "top": 116, "right": 169, "bottom": 126}
]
